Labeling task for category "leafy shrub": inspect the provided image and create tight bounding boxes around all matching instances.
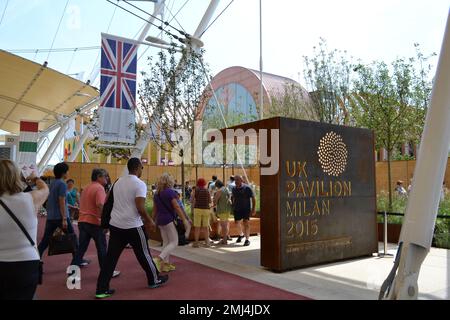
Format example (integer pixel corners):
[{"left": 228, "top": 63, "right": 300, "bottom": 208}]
[{"left": 377, "top": 192, "right": 450, "bottom": 248}]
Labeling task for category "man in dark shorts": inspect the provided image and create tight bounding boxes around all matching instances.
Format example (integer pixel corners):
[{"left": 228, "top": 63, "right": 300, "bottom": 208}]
[{"left": 231, "top": 175, "right": 256, "bottom": 246}]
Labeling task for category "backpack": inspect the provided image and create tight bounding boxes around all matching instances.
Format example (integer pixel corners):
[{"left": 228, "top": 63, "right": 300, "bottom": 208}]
[{"left": 101, "top": 181, "right": 116, "bottom": 229}]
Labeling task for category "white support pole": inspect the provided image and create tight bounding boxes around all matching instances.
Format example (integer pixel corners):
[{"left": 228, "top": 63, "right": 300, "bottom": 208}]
[
  {"left": 37, "top": 135, "right": 48, "bottom": 154},
  {"left": 38, "top": 97, "right": 99, "bottom": 139},
  {"left": 137, "top": 1, "right": 165, "bottom": 43},
  {"left": 80, "top": 117, "right": 84, "bottom": 162},
  {"left": 82, "top": 148, "right": 91, "bottom": 163},
  {"left": 37, "top": 122, "right": 69, "bottom": 173},
  {"left": 193, "top": 0, "right": 221, "bottom": 38},
  {"left": 37, "top": 96, "right": 99, "bottom": 163},
  {"left": 381, "top": 10, "right": 450, "bottom": 300},
  {"left": 68, "top": 127, "right": 90, "bottom": 162},
  {"left": 127, "top": 0, "right": 221, "bottom": 175}
]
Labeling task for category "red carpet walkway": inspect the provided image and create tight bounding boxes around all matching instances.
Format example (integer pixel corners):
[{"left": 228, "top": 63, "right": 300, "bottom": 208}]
[{"left": 35, "top": 216, "right": 308, "bottom": 300}]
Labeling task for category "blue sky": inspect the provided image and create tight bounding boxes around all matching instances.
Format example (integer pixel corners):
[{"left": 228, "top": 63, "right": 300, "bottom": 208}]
[{"left": 1, "top": 0, "right": 448, "bottom": 87}]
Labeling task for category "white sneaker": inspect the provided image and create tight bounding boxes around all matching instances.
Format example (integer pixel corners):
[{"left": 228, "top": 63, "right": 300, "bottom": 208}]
[{"left": 112, "top": 270, "right": 121, "bottom": 278}]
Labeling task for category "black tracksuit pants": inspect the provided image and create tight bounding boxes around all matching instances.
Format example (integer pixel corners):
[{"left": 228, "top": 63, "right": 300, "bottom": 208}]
[{"left": 96, "top": 225, "right": 159, "bottom": 292}]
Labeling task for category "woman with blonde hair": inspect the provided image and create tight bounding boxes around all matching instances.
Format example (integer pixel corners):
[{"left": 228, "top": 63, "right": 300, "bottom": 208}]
[
  {"left": 0, "top": 160, "right": 49, "bottom": 299},
  {"left": 152, "top": 173, "right": 188, "bottom": 272}
]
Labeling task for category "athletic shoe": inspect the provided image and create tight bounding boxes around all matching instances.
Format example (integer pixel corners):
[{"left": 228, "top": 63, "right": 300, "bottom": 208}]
[
  {"left": 243, "top": 239, "right": 250, "bottom": 246},
  {"left": 112, "top": 270, "right": 121, "bottom": 278},
  {"left": 95, "top": 289, "right": 115, "bottom": 299},
  {"left": 236, "top": 235, "right": 244, "bottom": 243},
  {"left": 148, "top": 274, "right": 169, "bottom": 289}
]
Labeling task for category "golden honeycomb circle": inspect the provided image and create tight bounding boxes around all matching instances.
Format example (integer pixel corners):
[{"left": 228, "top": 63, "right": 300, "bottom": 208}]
[{"left": 317, "top": 131, "right": 348, "bottom": 177}]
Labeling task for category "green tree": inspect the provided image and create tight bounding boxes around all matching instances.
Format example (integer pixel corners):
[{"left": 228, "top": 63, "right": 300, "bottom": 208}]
[
  {"left": 351, "top": 49, "right": 434, "bottom": 210},
  {"left": 303, "top": 38, "right": 355, "bottom": 125},
  {"left": 139, "top": 43, "right": 208, "bottom": 198},
  {"left": 409, "top": 43, "right": 436, "bottom": 144}
]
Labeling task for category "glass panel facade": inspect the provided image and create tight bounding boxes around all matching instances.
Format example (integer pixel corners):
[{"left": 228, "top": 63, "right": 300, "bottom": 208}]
[
  {"left": 203, "top": 82, "right": 258, "bottom": 130},
  {"left": 202, "top": 83, "right": 259, "bottom": 166}
]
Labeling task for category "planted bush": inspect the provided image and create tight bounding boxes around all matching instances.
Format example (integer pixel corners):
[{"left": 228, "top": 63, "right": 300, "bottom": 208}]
[{"left": 377, "top": 192, "right": 450, "bottom": 248}]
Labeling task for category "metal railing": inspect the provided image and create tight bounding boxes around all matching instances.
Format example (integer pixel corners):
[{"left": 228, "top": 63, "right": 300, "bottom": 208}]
[
  {"left": 377, "top": 212, "right": 450, "bottom": 219},
  {"left": 376, "top": 211, "right": 450, "bottom": 257}
]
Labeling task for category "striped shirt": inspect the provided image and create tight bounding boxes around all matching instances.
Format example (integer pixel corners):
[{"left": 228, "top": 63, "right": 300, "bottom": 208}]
[{"left": 194, "top": 188, "right": 210, "bottom": 209}]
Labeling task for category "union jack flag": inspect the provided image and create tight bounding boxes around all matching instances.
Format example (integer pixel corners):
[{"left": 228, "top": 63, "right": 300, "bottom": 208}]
[{"left": 100, "top": 33, "right": 138, "bottom": 110}]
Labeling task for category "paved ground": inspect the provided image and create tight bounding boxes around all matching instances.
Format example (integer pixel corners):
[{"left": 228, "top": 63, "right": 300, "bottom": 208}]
[
  {"left": 153, "top": 236, "right": 449, "bottom": 300},
  {"left": 35, "top": 217, "right": 308, "bottom": 300},
  {"left": 36, "top": 216, "right": 449, "bottom": 300}
]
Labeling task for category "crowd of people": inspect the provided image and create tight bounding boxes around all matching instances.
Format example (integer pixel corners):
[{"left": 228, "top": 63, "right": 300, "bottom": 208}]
[{"left": 0, "top": 158, "right": 257, "bottom": 300}]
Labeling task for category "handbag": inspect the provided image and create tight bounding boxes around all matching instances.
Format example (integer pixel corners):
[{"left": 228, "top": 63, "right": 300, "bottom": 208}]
[
  {"left": 0, "top": 199, "right": 43, "bottom": 285},
  {"left": 48, "top": 228, "right": 77, "bottom": 256},
  {"left": 174, "top": 217, "right": 186, "bottom": 235}
]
